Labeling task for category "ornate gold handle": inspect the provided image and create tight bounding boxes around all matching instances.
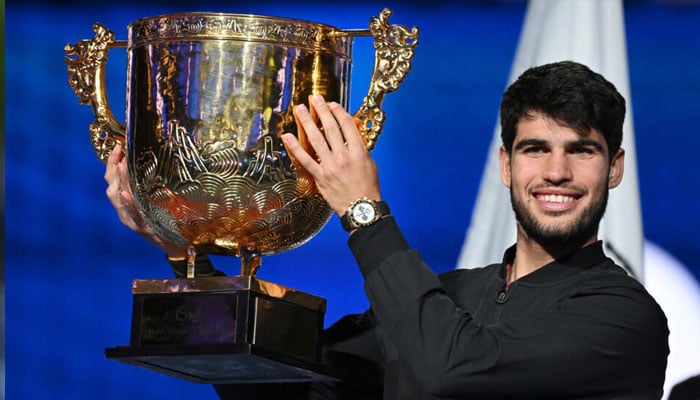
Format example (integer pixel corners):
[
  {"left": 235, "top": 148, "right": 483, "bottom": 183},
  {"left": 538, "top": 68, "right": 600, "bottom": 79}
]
[
  {"left": 64, "top": 23, "right": 126, "bottom": 163},
  {"left": 343, "top": 8, "right": 419, "bottom": 151}
]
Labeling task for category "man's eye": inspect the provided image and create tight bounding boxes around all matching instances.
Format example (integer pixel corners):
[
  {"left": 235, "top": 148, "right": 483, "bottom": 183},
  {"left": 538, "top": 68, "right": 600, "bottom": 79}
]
[
  {"left": 571, "top": 147, "right": 594, "bottom": 155},
  {"left": 524, "top": 146, "right": 545, "bottom": 154}
]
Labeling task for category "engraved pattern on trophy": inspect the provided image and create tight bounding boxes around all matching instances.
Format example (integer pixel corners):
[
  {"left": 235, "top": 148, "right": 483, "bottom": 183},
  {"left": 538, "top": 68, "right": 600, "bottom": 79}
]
[
  {"left": 128, "top": 13, "right": 346, "bottom": 54},
  {"left": 126, "top": 32, "right": 344, "bottom": 272},
  {"left": 65, "top": 9, "right": 419, "bottom": 277}
]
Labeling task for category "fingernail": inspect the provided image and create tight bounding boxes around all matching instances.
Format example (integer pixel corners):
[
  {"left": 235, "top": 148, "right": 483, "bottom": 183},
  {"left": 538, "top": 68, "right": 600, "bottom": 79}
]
[
  {"left": 295, "top": 104, "right": 309, "bottom": 116},
  {"left": 312, "top": 94, "right": 325, "bottom": 106}
]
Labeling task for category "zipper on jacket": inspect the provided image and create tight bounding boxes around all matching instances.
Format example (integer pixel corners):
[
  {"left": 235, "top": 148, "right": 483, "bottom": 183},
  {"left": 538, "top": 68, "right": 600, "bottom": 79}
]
[{"left": 495, "top": 264, "right": 512, "bottom": 304}]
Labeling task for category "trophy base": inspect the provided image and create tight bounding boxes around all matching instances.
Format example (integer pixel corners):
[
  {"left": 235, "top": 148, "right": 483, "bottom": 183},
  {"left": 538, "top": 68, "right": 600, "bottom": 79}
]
[
  {"left": 105, "top": 343, "right": 334, "bottom": 384},
  {"left": 105, "top": 275, "right": 335, "bottom": 384}
]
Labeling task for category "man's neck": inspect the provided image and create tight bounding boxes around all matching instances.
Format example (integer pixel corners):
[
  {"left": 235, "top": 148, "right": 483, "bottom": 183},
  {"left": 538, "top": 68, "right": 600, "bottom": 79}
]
[{"left": 510, "top": 234, "right": 597, "bottom": 283}]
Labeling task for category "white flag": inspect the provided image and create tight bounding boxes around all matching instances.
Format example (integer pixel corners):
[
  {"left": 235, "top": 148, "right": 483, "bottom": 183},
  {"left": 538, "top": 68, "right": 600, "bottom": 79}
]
[{"left": 456, "top": 0, "right": 644, "bottom": 281}]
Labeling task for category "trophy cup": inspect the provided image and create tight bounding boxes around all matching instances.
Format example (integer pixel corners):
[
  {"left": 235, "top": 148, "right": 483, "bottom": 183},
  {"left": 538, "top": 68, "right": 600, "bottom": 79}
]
[{"left": 65, "top": 9, "right": 418, "bottom": 384}]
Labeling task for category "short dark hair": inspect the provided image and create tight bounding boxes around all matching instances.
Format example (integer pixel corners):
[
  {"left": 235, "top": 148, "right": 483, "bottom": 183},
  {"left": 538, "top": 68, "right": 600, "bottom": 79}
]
[{"left": 500, "top": 61, "right": 626, "bottom": 159}]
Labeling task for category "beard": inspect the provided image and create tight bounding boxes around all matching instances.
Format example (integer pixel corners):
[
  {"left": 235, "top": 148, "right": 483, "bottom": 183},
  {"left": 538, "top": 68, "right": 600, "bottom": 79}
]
[{"left": 510, "top": 185, "right": 609, "bottom": 247}]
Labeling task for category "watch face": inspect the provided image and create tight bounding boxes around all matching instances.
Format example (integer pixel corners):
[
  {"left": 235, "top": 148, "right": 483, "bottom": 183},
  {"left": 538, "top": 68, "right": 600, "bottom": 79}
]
[{"left": 352, "top": 201, "right": 376, "bottom": 225}]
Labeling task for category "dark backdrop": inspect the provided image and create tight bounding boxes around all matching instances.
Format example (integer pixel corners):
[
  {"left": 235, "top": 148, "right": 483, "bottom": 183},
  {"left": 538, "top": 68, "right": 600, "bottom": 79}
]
[{"left": 5, "top": 1, "right": 700, "bottom": 398}]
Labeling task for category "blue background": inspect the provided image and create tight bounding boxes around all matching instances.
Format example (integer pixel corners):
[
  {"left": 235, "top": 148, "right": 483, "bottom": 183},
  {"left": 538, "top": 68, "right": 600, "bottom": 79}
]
[{"left": 5, "top": 1, "right": 700, "bottom": 398}]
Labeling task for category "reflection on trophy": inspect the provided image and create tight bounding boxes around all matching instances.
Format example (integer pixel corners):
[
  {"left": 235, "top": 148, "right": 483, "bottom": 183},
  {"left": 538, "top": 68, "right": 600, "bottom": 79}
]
[{"left": 65, "top": 9, "right": 418, "bottom": 383}]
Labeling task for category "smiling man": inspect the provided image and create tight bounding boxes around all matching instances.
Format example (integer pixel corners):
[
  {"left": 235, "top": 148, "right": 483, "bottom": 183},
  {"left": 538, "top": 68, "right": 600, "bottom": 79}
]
[
  {"left": 499, "top": 62, "right": 625, "bottom": 267},
  {"left": 277, "top": 61, "right": 669, "bottom": 399},
  {"left": 106, "top": 61, "right": 670, "bottom": 399}
]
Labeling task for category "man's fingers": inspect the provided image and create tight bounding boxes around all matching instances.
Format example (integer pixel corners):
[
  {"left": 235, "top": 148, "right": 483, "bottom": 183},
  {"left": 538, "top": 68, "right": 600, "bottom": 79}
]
[
  {"left": 282, "top": 133, "right": 322, "bottom": 176},
  {"left": 328, "top": 101, "right": 365, "bottom": 151},
  {"left": 117, "top": 156, "right": 129, "bottom": 184},
  {"left": 294, "top": 103, "right": 331, "bottom": 159},
  {"left": 310, "top": 94, "right": 346, "bottom": 151},
  {"left": 104, "top": 144, "right": 121, "bottom": 182},
  {"left": 103, "top": 143, "right": 139, "bottom": 228}
]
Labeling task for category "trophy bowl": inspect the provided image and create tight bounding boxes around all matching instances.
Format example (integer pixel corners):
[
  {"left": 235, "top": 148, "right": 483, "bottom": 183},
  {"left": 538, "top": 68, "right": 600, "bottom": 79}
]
[
  {"left": 64, "top": 8, "right": 418, "bottom": 384},
  {"left": 65, "top": 9, "right": 418, "bottom": 276}
]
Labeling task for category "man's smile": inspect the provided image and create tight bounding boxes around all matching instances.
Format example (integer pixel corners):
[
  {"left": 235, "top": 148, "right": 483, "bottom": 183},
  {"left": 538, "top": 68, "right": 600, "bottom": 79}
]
[{"left": 531, "top": 188, "right": 583, "bottom": 212}]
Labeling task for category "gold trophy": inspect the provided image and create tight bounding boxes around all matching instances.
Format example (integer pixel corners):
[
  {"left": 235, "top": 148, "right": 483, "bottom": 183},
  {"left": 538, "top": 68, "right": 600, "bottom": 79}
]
[{"left": 65, "top": 9, "right": 418, "bottom": 383}]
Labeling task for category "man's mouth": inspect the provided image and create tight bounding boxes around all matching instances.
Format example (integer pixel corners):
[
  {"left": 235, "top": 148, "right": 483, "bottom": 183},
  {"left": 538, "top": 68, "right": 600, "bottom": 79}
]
[{"left": 536, "top": 194, "right": 575, "bottom": 204}]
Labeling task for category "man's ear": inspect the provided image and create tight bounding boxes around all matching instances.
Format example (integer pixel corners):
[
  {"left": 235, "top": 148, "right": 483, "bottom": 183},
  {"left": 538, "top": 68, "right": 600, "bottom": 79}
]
[
  {"left": 608, "top": 148, "right": 625, "bottom": 188},
  {"left": 499, "top": 145, "right": 512, "bottom": 188}
]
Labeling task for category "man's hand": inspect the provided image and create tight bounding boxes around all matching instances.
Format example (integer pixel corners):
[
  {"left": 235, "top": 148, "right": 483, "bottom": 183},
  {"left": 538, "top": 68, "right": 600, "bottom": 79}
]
[
  {"left": 104, "top": 143, "right": 188, "bottom": 259},
  {"left": 282, "top": 94, "right": 382, "bottom": 217}
]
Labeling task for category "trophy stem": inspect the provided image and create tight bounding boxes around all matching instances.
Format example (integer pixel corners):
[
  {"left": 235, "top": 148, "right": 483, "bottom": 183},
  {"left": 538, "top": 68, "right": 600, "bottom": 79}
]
[
  {"left": 186, "top": 246, "right": 197, "bottom": 279},
  {"left": 240, "top": 247, "right": 262, "bottom": 277}
]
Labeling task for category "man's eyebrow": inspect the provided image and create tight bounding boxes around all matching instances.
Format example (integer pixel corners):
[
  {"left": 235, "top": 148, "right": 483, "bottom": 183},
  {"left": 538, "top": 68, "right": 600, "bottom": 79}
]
[
  {"left": 569, "top": 138, "right": 606, "bottom": 153},
  {"left": 513, "top": 138, "right": 606, "bottom": 153},
  {"left": 513, "top": 138, "right": 547, "bottom": 151}
]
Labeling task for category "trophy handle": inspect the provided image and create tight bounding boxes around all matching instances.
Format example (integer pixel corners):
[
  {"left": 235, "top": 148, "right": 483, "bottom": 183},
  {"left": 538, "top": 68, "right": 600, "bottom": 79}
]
[
  {"left": 65, "top": 23, "right": 127, "bottom": 163},
  {"left": 340, "top": 8, "right": 419, "bottom": 151}
]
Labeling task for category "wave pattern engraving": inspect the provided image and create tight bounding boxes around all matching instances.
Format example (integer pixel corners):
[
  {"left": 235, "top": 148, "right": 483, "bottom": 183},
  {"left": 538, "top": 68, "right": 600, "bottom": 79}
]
[{"left": 132, "top": 120, "right": 332, "bottom": 257}]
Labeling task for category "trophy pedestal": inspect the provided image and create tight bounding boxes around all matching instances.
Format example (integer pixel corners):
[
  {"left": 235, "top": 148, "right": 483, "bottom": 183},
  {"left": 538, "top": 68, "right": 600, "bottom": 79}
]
[{"left": 105, "top": 276, "right": 335, "bottom": 384}]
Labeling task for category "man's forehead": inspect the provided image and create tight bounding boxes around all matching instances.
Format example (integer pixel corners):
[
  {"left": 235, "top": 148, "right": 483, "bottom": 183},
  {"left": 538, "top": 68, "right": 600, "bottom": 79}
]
[
  {"left": 516, "top": 113, "right": 599, "bottom": 139},
  {"left": 514, "top": 114, "right": 609, "bottom": 149}
]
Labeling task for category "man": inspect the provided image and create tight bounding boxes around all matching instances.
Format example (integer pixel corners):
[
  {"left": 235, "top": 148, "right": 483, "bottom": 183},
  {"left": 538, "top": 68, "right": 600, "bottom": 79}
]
[{"left": 106, "top": 61, "right": 669, "bottom": 399}]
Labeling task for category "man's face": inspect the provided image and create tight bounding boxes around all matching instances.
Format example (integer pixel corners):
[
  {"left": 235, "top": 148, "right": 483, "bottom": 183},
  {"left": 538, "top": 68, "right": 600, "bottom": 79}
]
[{"left": 499, "top": 112, "right": 624, "bottom": 247}]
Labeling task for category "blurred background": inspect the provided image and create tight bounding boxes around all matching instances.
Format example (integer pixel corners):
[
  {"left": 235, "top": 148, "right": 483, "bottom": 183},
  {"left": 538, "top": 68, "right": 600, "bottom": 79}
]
[{"left": 5, "top": 0, "right": 700, "bottom": 398}]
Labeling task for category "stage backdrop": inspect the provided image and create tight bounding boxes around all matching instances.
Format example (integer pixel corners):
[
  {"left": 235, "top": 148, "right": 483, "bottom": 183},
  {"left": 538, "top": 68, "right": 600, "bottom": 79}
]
[{"left": 5, "top": 1, "right": 700, "bottom": 399}]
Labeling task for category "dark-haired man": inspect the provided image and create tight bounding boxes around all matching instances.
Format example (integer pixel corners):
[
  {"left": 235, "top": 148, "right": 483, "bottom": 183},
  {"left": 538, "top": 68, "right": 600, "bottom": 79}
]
[{"left": 106, "top": 61, "right": 669, "bottom": 399}]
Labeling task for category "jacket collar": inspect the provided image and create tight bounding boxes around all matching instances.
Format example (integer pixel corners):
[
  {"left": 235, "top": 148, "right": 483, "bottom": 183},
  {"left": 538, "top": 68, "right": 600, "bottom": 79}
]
[{"left": 499, "top": 241, "right": 612, "bottom": 285}]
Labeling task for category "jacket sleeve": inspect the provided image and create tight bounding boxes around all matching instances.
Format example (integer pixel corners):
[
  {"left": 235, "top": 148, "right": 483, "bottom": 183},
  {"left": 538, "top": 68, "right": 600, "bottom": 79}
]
[{"left": 348, "top": 218, "right": 669, "bottom": 399}]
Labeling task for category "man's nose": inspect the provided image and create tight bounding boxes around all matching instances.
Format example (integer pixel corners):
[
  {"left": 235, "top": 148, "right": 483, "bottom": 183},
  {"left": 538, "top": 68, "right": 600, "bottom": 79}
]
[{"left": 542, "top": 152, "right": 573, "bottom": 184}]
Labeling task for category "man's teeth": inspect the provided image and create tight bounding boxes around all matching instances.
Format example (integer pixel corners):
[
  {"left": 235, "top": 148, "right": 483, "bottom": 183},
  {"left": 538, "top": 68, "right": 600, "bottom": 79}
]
[{"left": 538, "top": 194, "right": 573, "bottom": 203}]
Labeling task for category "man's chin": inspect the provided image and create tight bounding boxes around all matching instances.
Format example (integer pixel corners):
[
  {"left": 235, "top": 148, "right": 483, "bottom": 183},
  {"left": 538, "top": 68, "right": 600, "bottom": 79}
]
[{"left": 528, "top": 225, "right": 598, "bottom": 248}]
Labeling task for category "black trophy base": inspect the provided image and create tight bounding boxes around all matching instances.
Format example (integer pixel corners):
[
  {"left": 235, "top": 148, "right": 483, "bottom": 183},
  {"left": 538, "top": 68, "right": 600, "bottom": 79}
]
[
  {"left": 105, "top": 343, "right": 334, "bottom": 384},
  {"left": 105, "top": 275, "right": 335, "bottom": 384}
]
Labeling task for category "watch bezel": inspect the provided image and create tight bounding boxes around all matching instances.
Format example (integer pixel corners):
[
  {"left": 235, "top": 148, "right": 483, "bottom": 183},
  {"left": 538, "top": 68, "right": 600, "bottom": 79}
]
[{"left": 349, "top": 198, "right": 379, "bottom": 228}]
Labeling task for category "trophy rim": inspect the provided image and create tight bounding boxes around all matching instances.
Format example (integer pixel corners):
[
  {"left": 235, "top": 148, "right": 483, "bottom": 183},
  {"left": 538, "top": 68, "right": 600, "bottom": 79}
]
[
  {"left": 128, "top": 11, "right": 342, "bottom": 31},
  {"left": 126, "top": 11, "right": 352, "bottom": 56}
]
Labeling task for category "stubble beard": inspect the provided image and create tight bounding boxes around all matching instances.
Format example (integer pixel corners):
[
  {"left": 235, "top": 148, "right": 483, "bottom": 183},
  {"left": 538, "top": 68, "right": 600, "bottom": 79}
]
[{"left": 510, "top": 186, "right": 609, "bottom": 248}]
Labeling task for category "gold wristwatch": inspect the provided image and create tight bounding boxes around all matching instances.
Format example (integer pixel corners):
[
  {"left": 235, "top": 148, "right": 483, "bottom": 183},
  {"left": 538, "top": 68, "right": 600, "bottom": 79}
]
[{"left": 340, "top": 197, "right": 390, "bottom": 232}]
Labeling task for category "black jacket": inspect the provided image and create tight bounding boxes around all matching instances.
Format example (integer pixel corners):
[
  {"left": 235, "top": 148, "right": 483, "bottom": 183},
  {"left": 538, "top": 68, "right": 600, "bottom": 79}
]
[{"left": 216, "top": 217, "right": 669, "bottom": 399}]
